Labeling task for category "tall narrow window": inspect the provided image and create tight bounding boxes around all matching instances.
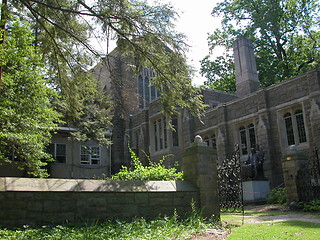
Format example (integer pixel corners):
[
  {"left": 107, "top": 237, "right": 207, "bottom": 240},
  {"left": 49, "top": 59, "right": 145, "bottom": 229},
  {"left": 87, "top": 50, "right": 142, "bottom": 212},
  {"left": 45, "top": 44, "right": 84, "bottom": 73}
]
[
  {"left": 158, "top": 119, "right": 163, "bottom": 149},
  {"left": 284, "top": 113, "right": 295, "bottom": 146},
  {"left": 144, "top": 76, "right": 150, "bottom": 105},
  {"left": 172, "top": 117, "right": 179, "bottom": 147},
  {"left": 163, "top": 118, "right": 167, "bottom": 148},
  {"left": 154, "top": 121, "right": 158, "bottom": 151},
  {"left": 211, "top": 134, "right": 216, "bottom": 149},
  {"left": 151, "top": 85, "right": 156, "bottom": 100},
  {"left": 138, "top": 75, "right": 144, "bottom": 108},
  {"left": 248, "top": 123, "right": 256, "bottom": 149},
  {"left": 239, "top": 126, "right": 248, "bottom": 155},
  {"left": 295, "top": 110, "right": 307, "bottom": 143}
]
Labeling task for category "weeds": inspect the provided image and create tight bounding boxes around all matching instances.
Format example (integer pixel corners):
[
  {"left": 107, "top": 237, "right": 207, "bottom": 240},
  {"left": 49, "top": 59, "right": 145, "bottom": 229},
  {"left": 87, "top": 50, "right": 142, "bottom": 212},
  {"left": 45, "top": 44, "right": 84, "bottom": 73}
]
[
  {"left": 111, "top": 147, "right": 183, "bottom": 181},
  {"left": 0, "top": 207, "right": 220, "bottom": 240}
]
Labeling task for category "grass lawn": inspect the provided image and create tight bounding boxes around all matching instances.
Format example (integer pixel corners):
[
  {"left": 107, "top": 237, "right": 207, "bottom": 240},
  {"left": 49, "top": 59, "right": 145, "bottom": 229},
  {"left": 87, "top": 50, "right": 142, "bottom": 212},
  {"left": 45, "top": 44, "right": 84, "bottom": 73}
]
[
  {"left": 227, "top": 221, "right": 320, "bottom": 240},
  {"left": 221, "top": 205, "right": 320, "bottom": 240}
]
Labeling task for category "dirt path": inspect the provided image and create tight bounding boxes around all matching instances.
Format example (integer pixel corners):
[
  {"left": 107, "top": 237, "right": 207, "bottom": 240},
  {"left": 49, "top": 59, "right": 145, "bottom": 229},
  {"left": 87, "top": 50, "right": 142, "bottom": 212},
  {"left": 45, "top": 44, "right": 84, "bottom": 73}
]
[{"left": 244, "top": 204, "right": 320, "bottom": 224}]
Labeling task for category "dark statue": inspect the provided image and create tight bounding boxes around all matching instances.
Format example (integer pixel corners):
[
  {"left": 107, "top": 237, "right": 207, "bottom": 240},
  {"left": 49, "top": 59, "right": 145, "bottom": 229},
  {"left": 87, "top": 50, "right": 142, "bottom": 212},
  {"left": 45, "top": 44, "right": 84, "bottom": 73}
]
[{"left": 242, "top": 146, "right": 265, "bottom": 180}]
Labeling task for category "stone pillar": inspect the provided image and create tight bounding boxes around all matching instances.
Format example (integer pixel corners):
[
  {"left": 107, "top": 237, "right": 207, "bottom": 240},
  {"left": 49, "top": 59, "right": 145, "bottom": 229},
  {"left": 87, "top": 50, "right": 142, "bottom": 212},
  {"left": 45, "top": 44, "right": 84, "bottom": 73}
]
[
  {"left": 282, "top": 146, "right": 308, "bottom": 203},
  {"left": 182, "top": 136, "right": 220, "bottom": 220},
  {"left": 233, "top": 37, "right": 260, "bottom": 97}
]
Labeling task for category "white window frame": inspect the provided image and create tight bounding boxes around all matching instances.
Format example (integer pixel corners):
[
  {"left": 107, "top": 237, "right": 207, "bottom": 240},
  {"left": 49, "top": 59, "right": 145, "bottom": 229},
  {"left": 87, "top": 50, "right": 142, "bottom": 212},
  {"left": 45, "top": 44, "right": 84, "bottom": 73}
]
[
  {"left": 279, "top": 107, "right": 308, "bottom": 151},
  {"left": 80, "top": 145, "right": 101, "bottom": 165},
  {"left": 238, "top": 123, "right": 256, "bottom": 156}
]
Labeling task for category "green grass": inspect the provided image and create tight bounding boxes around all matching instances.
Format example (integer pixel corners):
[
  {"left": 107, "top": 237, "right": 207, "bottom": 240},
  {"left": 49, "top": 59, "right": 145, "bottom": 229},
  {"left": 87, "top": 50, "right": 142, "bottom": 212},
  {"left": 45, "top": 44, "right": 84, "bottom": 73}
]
[
  {"left": 227, "top": 221, "right": 320, "bottom": 240},
  {"left": 0, "top": 214, "right": 220, "bottom": 240},
  {"left": 221, "top": 205, "right": 320, "bottom": 239}
]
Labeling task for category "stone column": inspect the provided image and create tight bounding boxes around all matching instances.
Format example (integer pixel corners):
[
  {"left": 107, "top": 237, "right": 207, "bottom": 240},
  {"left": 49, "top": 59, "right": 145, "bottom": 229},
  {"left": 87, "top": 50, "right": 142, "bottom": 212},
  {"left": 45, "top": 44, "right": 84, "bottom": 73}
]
[
  {"left": 282, "top": 146, "right": 308, "bottom": 203},
  {"left": 182, "top": 136, "right": 220, "bottom": 220}
]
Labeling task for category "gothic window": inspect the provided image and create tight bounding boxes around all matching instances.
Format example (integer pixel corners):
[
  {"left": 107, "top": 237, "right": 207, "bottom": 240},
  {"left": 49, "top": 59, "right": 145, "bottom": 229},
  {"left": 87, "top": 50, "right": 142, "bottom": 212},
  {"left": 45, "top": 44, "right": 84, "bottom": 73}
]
[
  {"left": 239, "top": 126, "right": 248, "bottom": 155},
  {"left": 144, "top": 76, "right": 150, "bottom": 103},
  {"left": 295, "top": 110, "right": 307, "bottom": 143},
  {"left": 201, "top": 133, "right": 216, "bottom": 149},
  {"left": 137, "top": 67, "right": 158, "bottom": 109},
  {"left": 248, "top": 123, "right": 256, "bottom": 149},
  {"left": 284, "top": 113, "right": 295, "bottom": 145},
  {"left": 138, "top": 75, "right": 144, "bottom": 108},
  {"left": 153, "top": 118, "right": 167, "bottom": 151},
  {"left": 172, "top": 116, "right": 179, "bottom": 147},
  {"left": 152, "top": 116, "right": 179, "bottom": 152},
  {"left": 283, "top": 109, "right": 307, "bottom": 146},
  {"left": 239, "top": 124, "right": 256, "bottom": 155}
]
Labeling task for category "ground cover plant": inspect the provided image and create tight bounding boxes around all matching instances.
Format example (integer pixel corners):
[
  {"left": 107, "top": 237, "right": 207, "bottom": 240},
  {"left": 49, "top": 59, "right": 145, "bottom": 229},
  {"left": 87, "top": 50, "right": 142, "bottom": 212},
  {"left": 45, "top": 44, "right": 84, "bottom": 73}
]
[{"left": 0, "top": 209, "right": 220, "bottom": 240}]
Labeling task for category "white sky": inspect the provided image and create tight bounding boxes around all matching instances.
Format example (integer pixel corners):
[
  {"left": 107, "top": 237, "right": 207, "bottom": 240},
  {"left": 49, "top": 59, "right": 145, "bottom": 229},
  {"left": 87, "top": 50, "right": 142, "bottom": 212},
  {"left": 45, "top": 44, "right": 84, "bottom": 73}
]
[
  {"left": 92, "top": 0, "right": 221, "bottom": 86},
  {"left": 158, "top": 0, "right": 221, "bottom": 85}
]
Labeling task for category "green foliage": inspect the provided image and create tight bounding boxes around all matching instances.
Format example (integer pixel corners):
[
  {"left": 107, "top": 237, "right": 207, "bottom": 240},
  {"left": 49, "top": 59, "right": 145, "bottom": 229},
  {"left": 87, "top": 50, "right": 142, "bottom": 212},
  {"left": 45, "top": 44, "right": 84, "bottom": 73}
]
[
  {"left": 0, "top": 207, "right": 218, "bottom": 240},
  {"left": 201, "top": 0, "right": 320, "bottom": 92},
  {"left": 7, "top": 0, "right": 206, "bottom": 120},
  {"left": 297, "top": 200, "right": 320, "bottom": 212},
  {"left": 0, "top": 18, "right": 60, "bottom": 177},
  {"left": 266, "top": 187, "right": 287, "bottom": 204},
  {"left": 111, "top": 147, "right": 184, "bottom": 181}
]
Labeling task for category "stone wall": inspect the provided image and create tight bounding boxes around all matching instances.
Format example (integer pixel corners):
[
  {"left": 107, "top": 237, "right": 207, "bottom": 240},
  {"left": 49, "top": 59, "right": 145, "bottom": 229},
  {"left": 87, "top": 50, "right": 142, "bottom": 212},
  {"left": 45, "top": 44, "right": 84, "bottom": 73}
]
[{"left": 0, "top": 178, "right": 199, "bottom": 226}]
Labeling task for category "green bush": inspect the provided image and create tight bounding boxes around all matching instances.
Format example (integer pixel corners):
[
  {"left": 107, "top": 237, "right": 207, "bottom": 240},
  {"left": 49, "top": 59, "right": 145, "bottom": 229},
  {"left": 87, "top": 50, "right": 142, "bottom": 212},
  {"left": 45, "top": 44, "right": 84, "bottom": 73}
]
[
  {"left": 266, "top": 187, "right": 286, "bottom": 204},
  {"left": 297, "top": 200, "right": 320, "bottom": 212},
  {"left": 111, "top": 148, "right": 184, "bottom": 181}
]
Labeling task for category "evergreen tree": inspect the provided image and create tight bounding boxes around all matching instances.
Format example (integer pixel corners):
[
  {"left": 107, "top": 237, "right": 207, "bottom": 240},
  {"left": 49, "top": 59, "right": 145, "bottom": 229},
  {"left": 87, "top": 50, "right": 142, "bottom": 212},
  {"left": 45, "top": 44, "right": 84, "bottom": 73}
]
[{"left": 0, "top": 19, "right": 60, "bottom": 177}]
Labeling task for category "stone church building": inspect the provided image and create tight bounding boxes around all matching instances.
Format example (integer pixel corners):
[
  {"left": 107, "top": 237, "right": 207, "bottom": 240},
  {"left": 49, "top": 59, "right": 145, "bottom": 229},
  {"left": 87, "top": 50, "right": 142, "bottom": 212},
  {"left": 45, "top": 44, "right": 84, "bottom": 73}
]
[
  {"left": 94, "top": 37, "right": 320, "bottom": 190},
  {"left": 1, "top": 37, "right": 319, "bottom": 191}
]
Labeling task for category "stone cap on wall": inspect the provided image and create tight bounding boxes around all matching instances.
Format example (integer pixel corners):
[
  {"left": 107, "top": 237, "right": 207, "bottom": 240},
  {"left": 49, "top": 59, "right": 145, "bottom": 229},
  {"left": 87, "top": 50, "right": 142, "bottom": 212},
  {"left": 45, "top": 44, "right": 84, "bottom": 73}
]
[{"left": 0, "top": 177, "right": 198, "bottom": 192}]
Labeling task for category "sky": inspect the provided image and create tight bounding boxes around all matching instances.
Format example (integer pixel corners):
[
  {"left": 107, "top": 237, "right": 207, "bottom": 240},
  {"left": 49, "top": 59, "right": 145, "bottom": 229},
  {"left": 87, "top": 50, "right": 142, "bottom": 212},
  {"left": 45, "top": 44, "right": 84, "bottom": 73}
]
[
  {"left": 92, "top": 0, "right": 221, "bottom": 86},
  {"left": 155, "top": 0, "right": 221, "bottom": 85}
]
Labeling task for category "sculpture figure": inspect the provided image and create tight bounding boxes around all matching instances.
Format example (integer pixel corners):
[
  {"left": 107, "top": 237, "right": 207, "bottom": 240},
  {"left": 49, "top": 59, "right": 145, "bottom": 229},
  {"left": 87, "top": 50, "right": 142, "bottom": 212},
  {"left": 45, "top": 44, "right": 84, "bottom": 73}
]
[{"left": 242, "top": 146, "right": 265, "bottom": 180}]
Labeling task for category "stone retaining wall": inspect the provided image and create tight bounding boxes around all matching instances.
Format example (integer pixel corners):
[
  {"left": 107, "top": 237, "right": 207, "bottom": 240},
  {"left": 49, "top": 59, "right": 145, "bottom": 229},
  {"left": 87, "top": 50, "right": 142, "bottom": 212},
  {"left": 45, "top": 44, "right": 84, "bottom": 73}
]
[{"left": 0, "top": 178, "right": 199, "bottom": 226}]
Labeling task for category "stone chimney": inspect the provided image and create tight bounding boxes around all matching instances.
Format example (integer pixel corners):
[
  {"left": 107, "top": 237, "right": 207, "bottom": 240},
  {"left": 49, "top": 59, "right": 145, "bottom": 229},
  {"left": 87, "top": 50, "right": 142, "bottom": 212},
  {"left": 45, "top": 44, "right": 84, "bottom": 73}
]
[{"left": 233, "top": 37, "right": 260, "bottom": 97}]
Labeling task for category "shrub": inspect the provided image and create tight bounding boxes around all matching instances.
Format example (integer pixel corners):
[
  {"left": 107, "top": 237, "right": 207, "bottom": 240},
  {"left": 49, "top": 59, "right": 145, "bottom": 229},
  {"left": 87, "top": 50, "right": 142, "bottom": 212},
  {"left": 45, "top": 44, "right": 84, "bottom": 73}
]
[
  {"left": 266, "top": 187, "right": 286, "bottom": 204},
  {"left": 111, "top": 147, "right": 184, "bottom": 181},
  {"left": 297, "top": 200, "right": 320, "bottom": 212}
]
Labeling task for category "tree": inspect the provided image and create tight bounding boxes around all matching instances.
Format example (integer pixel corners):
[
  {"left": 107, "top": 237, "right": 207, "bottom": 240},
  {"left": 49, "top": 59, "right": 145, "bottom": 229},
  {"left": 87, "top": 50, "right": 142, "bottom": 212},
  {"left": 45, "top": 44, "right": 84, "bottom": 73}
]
[
  {"left": 0, "top": 19, "right": 60, "bottom": 177},
  {"left": 201, "top": 0, "right": 320, "bottom": 92},
  {"left": 3, "top": 0, "right": 206, "bottom": 119}
]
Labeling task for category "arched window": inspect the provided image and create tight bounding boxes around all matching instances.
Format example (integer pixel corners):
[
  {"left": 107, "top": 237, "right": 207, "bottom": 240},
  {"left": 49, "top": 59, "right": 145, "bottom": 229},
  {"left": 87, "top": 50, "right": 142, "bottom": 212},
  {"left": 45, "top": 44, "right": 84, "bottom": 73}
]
[
  {"left": 295, "top": 110, "right": 307, "bottom": 143},
  {"left": 248, "top": 123, "right": 256, "bottom": 149},
  {"left": 284, "top": 113, "right": 295, "bottom": 145},
  {"left": 239, "top": 126, "right": 248, "bottom": 155},
  {"left": 282, "top": 109, "right": 307, "bottom": 146},
  {"left": 239, "top": 124, "right": 256, "bottom": 155}
]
